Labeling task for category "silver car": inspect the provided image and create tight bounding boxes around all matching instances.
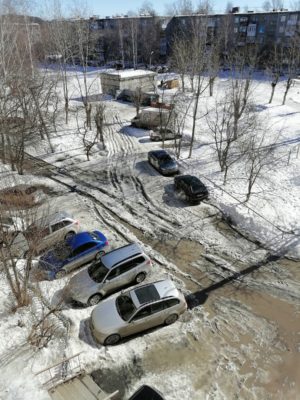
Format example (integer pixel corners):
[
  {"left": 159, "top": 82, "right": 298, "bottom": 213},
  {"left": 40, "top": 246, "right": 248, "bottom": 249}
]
[
  {"left": 25, "top": 211, "right": 80, "bottom": 255},
  {"left": 66, "top": 243, "right": 151, "bottom": 305},
  {"left": 90, "top": 279, "right": 187, "bottom": 345}
]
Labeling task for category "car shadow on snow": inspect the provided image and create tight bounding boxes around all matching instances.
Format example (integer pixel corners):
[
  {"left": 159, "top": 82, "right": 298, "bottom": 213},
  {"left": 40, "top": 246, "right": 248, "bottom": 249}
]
[
  {"left": 135, "top": 160, "right": 159, "bottom": 176},
  {"left": 186, "top": 253, "right": 281, "bottom": 309},
  {"left": 79, "top": 317, "right": 163, "bottom": 350},
  {"left": 119, "top": 125, "right": 149, "bottom": 139},
  {"left": 162, "top": 183, "right": 197, "bottom": 208}
]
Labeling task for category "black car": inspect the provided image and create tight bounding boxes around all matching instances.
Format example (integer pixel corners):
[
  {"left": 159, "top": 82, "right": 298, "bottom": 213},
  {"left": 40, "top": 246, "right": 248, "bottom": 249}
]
[
  {"left": 174, "top": 175, "right": 208, "bottom": 203},
  {"left": 148, "top": 150, "right": 179, "bottom": 176},
  {"left": 128, "top": 385, "right": 165, "bottom": 400}
]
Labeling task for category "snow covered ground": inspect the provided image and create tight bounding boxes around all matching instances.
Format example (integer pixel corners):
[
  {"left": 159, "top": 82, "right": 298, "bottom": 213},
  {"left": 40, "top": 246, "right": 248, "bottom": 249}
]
[{"left": 0, "top": 69, "right": 299, "bottom": 400}]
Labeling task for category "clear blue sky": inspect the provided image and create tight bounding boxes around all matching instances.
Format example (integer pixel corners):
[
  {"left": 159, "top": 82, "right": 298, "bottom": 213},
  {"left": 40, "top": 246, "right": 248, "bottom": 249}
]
[{"left": 67, "top": 0, "right": 266, "bottom": 17}]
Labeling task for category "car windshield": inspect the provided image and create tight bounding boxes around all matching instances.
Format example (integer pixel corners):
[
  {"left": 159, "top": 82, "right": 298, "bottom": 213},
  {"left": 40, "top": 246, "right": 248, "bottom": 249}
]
[
  {"left": 89, "top": 232, "right": 98, "bottom": 241},
  {"left": 88, "top": 262, "right": 109, "bottom": 283},
  {"left": 116, "top": 294, "right": 136, "bottom": 321},
  {"left": 191, "top": 184, "right": 205, "bottom": 194},
  {"left": 52, "top": 242, "right": 72, "bottom": 260},
  {"left": 159, "top": 154, "right": 172, "bottom": 163}
]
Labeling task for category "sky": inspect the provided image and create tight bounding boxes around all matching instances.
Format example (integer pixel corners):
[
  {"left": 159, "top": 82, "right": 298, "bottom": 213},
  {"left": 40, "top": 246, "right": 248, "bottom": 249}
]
[{"left": 54, "top": 0, "right": 268, "bottom": 18}]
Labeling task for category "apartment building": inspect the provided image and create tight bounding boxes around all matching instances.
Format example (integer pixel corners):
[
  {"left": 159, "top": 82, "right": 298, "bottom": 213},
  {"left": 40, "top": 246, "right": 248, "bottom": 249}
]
[{"left": 166, "top": 10, "right": 300, "bottom": 53}]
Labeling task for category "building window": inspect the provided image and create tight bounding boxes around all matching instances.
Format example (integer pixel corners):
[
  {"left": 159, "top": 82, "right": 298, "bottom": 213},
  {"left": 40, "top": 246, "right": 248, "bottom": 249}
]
[{"left": 281, "top": 15, "right": 286, "bottom": 22}]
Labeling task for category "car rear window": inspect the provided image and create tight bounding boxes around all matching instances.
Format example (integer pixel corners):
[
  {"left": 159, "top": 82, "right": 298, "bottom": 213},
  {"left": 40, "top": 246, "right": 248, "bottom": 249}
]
[
  {"left": 135, "top": 285, "right": 160, "bottom": 305},
  {"left": 89, "top": 232, "right": 99, "bottom": 240},
  {"left": 52, "top": 242, "right": 72, "bottom": 259},
  {"left": 88, "top": 262, "right": 109, "bottom": 283}
]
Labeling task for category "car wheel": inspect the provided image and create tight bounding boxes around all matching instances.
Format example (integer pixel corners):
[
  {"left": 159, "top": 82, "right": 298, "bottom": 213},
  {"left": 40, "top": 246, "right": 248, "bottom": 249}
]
[
  {"left": 88, "top": 293, "right": 103, "bottom": 306},
  {"left": 55, "top": 269, "right": 66, "bottom": 279},
  {"left": 95, "top": 250, "right": 105, "bottom": 260},
  {"left": 135, "top": 272, "right": 146, "bottom": 284},
  {"left": 65, "top": 231, "right": 75, "bottom": 240},
  {"left": 165, "top": 314, "right": 178, "bottom": 325},
  {"left": 104, "top": 334, "right": 121, "bottom": 346}
]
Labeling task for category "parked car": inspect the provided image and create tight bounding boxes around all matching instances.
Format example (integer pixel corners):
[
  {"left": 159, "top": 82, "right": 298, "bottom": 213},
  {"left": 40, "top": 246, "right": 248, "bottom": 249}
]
[
  {"left": 66, "top": 243, "right": 152, "bottom": 305},
  {"left": 118, "top": 90, "right": 158, "bottom": 106},
  {"left": 38, "top": 230, "right": 108, "bottom": 279},
  {"left": 131, "top": 107, "right": 174, "bottom": 130},
  {"left": 90, "top": 279, "right": 187, "bottom": 345},
  {"left": 25, "top": 212, "right": 80, "bottom": 254},
  {"left": 148, "top": 150, "right": 179, "bottom": 175},
  {"left": 174, "top": 175, "right": 208, "bottom": 203},
  {"left": 150, "top": 129, "right": 182, "bottom": 142},
  {"left": 128, "top": 385, "right": 165, "bottom": 400}
]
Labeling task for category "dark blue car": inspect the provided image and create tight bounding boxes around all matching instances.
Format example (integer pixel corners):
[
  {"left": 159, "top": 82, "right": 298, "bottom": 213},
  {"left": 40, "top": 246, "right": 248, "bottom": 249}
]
[{"left": 38, "top": 230, "right": 108, "bottom": 279}]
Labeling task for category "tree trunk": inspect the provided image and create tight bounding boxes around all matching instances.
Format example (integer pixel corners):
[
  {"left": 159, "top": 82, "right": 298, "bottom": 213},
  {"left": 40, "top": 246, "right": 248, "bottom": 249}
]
[
  {"left": 209, "top": 77, "right": 215, "bottom": 97},
  {"left": 65, "top": 98, "right": 69, "bottom": 125},
  {"left": 188, "top": 86, "right": 200, "bottom": 158},
  {"left": 269, "top": 83, "right": 276, "bottom": 104},
  {"left": 282, "top": 78, "right": 291, "bottom": 105},
  {"left": 223, "top": 165, "right": 229, "bottom": 185}
]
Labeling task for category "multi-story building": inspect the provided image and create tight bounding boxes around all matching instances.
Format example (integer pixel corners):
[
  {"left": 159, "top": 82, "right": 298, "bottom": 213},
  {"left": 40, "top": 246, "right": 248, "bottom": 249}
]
[
  {"left": 88, "top": 15, "right": 170, "bottom": 64},
  {"left": 166, "top": 9, "right": 300, "bottom": 54}
]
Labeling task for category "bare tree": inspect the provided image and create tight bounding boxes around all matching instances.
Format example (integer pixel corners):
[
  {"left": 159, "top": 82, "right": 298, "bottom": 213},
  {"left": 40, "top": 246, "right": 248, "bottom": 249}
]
[
  {"left": 131, "top": 87, "right": 144, "bottom": 117},
  {"left": 282, "top": 37, "right": 300, "bottom": 105},
  {"left": 139, "top": 1, "right": 156, "bottom": 15},
  {"left": 94, "top": 103, "right": 107, "bottom": 151},
  {"left": 0, "top": 197, "right": 50, "bottom": 308},
  {"left": 165, "top": 0, "right": 194, "bottom": 15},
  {"left": 262, "top": 0, "right": 272, "bottom": 10},
  {"left": 225, "top": 1, "right": 233, "bottom": 12},
  {"left": 227, "top": 48, "right": 258, "bottom": 140},
  {"left": 240, "top": 127, "right": 279, "bottom": 202},
  {"left": 207, "top": 39, "right": 221, "bottom": 96},
  {"left": 265, "top": 44, "right": 284, "bottom": 104},
  {"left": 289, "top": 0, "right": 300, "bottom": 10},
  {"left": 196, "top": 0, "right": 214, "bottom": 13},
  {"left": 188, "top": 18, "right": 211, "bottom": 157},
  {"left": 271, "top": 0, "right": 284, "bottom": 9},
  {"left": 206, "top": 94, "right": 258, "bottom": 184},
  {"left": 170, "top": 34, "right": 190, "bottom": 92}
]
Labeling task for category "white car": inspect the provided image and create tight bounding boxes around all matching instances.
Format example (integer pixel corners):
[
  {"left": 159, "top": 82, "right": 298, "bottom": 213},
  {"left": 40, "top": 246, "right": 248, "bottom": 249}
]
[{"left": 25, "top": 212, "right": 80, "bottom": 254}]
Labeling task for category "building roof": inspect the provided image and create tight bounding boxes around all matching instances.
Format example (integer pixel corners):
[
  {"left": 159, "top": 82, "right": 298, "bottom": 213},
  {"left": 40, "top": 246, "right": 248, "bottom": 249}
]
[{"left": 101, "top": 69, "right": 156, "bottom": 78}]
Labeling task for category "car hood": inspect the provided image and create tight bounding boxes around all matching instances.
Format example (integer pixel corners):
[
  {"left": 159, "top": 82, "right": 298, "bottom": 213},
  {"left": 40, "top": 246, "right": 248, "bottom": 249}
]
[
  {"left": 91, "top": 295, "right": 125, "bottom": 333},
  {"left": 68, "top": 268, "right": 100, "bottom": 294}
]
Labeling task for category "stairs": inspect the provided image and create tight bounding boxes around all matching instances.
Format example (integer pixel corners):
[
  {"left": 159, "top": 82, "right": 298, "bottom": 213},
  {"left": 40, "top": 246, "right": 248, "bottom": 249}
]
[{"left": 49, "top": 373, "right": 118, "bottom": 400}]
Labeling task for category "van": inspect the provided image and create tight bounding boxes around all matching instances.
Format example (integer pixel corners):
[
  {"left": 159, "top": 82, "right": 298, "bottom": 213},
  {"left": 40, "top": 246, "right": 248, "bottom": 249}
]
[{"left": 131, "top": 107, "right": 175, "bottom": 130}]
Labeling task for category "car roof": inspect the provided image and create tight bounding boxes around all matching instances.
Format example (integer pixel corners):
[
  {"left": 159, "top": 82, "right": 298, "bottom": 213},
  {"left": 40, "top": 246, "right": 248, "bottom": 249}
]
[
  {"left": 101, "top": 243, "right": 143, "bottom": 270},
  {"left": 148, "top": 150, "right": 171, "bottom": 159},
  {"left": 33, "top": 211, "right": 73, "bottom": 227},
  {"left": 175, "top": 175, "right": 205, "bottom": 186},
  {"left": 131, "top": 279, "right": 178, "bottom": 308},
  {"left": 48, "top": 211, "right": 74, "bottom": 224},
  {"left": 68, "top": 231, "right": 94, "bottom": 249}
]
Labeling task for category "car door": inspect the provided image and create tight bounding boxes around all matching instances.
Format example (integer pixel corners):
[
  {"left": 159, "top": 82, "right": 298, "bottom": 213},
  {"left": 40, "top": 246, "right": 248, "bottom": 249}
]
[
  {"left": 102, "top": 266, "right": 122, "bottom": 295},
  {"left": 117, "top": 256, "right": 146, "bottom": 285},
  {"left": 121, "top": 305, "right": 153, "bottom": 337},
  {"left": 46, "top": 221, "right": 66, "bottom": 247},
  {"left": 123, "top": 301, "right": 166, "bottom": 337},
  {"left": 65, "top": 242, "right": 96, "bottom": 272}
]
